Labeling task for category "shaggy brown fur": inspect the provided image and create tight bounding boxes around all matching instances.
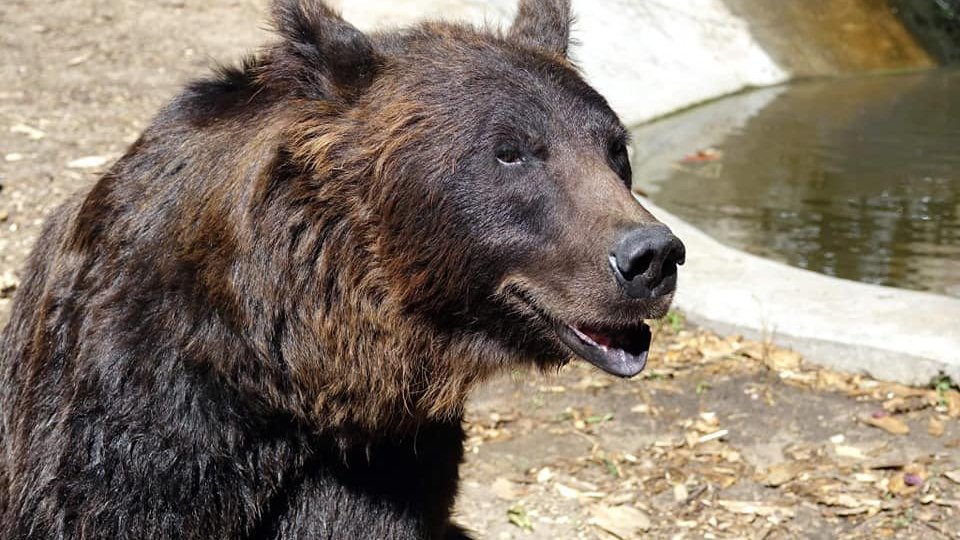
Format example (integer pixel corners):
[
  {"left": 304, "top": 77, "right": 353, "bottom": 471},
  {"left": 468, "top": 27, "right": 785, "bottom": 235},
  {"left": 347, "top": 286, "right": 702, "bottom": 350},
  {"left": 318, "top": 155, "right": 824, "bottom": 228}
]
[{"left": 0, "top": 0, "right": 679, "bottom": 538}]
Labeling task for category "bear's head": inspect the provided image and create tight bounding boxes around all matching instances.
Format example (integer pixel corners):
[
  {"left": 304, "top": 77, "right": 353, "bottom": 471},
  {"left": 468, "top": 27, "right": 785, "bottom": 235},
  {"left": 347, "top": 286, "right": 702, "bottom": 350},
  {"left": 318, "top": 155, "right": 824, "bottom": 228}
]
[{"left": 224, "top": 0, "right": 685, "bottom": 428}]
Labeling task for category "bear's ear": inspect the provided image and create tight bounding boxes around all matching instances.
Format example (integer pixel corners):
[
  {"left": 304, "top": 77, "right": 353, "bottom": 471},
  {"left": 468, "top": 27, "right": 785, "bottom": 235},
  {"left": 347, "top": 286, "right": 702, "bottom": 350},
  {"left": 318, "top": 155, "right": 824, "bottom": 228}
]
[
  {"left": 507, "top": 0, "right": 572, "bottom": 58},
  {"left": 271, "top": 0, "right": 379, "bottom": 101}
]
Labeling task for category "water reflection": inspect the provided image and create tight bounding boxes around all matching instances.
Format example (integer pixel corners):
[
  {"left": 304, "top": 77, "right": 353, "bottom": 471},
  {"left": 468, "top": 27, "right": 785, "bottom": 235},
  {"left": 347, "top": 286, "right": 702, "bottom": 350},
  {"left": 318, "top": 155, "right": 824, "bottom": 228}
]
[{"left": 631, "top": 69, "right": 960, "bottom": 297}]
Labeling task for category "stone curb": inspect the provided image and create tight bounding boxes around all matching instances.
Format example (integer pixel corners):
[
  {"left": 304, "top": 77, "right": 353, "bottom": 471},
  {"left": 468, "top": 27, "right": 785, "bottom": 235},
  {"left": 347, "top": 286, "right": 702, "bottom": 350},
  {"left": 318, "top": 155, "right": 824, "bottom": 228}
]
[{"left": 639, "top": 195, "right": 960, "bottom": 386}]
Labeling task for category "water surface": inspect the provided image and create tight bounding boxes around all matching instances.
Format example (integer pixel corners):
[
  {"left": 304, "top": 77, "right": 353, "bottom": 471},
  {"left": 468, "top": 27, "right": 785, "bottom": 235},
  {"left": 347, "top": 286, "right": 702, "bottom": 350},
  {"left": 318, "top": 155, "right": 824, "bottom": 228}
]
[{"left": 631, "top": 69, "right": 960, "bottom": 297}]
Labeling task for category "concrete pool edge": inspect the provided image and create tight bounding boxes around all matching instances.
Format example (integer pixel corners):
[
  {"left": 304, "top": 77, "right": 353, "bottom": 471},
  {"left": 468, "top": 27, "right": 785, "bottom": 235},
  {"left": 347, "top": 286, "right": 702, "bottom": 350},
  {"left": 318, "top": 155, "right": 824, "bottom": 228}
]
[{"left": 639, "top": 196, "right": 960, "bottom": 386}]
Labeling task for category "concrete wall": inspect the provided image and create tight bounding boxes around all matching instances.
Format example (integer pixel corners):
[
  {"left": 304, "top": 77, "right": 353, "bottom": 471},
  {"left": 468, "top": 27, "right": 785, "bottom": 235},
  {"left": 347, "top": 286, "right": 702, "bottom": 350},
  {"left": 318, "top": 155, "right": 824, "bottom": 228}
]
[
  {"left": 330, "top": 0, "right": 933, "bottom": 125},
  {"left": 725, "top": 0, "right": 934, "bottom": 76}
]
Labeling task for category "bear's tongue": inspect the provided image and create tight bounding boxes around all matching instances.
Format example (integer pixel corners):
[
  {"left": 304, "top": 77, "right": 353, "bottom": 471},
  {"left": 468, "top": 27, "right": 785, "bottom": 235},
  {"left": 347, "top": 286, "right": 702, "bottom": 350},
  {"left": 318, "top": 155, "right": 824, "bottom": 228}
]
[
  {"left": 559, "top": 322, "right": 651, "bottom": 378},
  {"left": 580, "top": 328, "right": 614, "bottom": 348}
]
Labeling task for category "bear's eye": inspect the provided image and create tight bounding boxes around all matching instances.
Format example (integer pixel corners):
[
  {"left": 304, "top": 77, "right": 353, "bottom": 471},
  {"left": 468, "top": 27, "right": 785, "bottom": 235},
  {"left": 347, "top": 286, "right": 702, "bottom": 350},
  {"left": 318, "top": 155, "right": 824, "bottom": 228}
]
[
  {"left": 608, "top": 140, "right": 632, "bottom": 187},
  {"left": 496, "top": 145, "right": 527, "bottom": 166}
]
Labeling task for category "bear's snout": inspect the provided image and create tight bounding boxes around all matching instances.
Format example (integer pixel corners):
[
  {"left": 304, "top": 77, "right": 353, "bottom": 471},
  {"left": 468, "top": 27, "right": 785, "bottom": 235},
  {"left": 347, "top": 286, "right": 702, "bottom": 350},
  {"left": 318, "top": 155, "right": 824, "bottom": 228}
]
[{"left": 609, "top": 226, "right": 686, "bottom": 300}]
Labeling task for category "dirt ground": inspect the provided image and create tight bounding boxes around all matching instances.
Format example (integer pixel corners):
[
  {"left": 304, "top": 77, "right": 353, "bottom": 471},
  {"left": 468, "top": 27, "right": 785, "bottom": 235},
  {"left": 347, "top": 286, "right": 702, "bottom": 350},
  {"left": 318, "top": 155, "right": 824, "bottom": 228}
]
[
  {"left": 460, "top": 327, "right": 960, "bottom": 539},
  {"left": 1, "top": 1, "right": 958, "bottom": 538}
]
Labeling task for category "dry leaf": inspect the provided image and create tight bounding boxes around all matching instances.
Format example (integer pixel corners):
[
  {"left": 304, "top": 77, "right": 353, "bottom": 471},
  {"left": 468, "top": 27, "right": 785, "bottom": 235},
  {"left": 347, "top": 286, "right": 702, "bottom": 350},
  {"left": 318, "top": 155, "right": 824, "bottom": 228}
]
[
  {"left": 554, "top": 483, "right": 580, "bottom": 500},
  {"left": 882, "top": 396, "right": 928, "bottom": 414},
  {"left": 834, "top": 507, "right": 871, "bottom": 517},
  {"left": 700, "top": 338, "right": 737, "bottom": 360},
  {"left": 535, "top": 467, "right": 553, "bottom": 484},
  {"left": 928, "top": 417, "right": 945, "bottom": 438},
  {"left": 721, "top": 448, "right": 742, "bottom": 463},
  {"left": 697, "top": 429, "right": 729, "bottom": 444},
  {"left": 492, "top": 477, "right": 522, "bottom": 501},
  {"left": 66, "top": 52, "right": 92, "bottom": 66},
  {"left": 885, "top": 465, "right": 927, "bottom": 497},
  {"left": 888, "top": 474, "right": 920, "bottom": 497},
  {"left": 762, "top": 462, "right": 804, "bottom": 487},
  {"left": 854, "top": 473, "right": 879, "bottom": 483},
  {"left": 10, "top": 123, "right": 45, "bottom": 140},
  {"left": 816, "top": 370, "right": 850, "bottom": 391},
  {"left": 883, "top": 383, "right": 932, "bottom": 399},
  {"left": 66, "top": 155, "right": 110, "bottom": 169},
  {"left": 834, "top": 445, "right": 867, "bottom": 460},
  {"left": 863, "top": 415, "right": 910, "bottom": 436},
  {"left": 944, "top": 390, "right": 960, "bottom": 418},
  {"left": 944, "top": 470, "right": 960, "bottom": 485},
  {"left": 767, "top": 349, "right": 802, "bottom": 371},
  {"left": 673, "top": 483, "right": 689, "bottom": 502},
  {"left": 778, "top": 370, "right": 817, "bottom": 386},
  {"left": 821, "top": 494, "right": 881, "bottom": 509},
  {"left": 589, "top": 504, "right": 651, "bottom": 538},
  {"left": 718, "top": 500, "right": 795, "bottom": 517}
]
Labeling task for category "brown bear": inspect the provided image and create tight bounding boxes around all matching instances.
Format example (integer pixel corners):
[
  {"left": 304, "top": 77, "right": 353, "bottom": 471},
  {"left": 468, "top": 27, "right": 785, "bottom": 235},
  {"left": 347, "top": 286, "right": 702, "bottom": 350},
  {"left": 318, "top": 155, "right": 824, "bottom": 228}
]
[{"left": 0, "top": 0, "right": 685, "bottom": 538}]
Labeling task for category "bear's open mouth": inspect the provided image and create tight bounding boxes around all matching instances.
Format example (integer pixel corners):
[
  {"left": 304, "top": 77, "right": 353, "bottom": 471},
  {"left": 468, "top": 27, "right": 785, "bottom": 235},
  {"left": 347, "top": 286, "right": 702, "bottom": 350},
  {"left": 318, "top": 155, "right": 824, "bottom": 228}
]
[
  {"left": 555, "top": 322, "right": 651, "bottom": 378},
  {"left": 507, "top": 288, "right": 652, "bottom": 378}
]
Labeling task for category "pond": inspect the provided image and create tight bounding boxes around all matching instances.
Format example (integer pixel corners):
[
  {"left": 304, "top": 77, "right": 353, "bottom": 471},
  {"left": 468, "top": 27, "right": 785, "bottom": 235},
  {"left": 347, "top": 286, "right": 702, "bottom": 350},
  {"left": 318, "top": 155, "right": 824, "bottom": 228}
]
[{"left": 630, "top": 68, "right": 960, "bottom": 298}]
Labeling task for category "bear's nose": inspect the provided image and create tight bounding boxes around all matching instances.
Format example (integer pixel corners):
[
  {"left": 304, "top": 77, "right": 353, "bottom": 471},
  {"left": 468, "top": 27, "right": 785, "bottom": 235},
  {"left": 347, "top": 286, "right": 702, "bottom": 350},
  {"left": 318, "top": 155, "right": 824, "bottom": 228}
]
[{"left": 609, "top": 226, "right": 686, "bottom": 299}]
